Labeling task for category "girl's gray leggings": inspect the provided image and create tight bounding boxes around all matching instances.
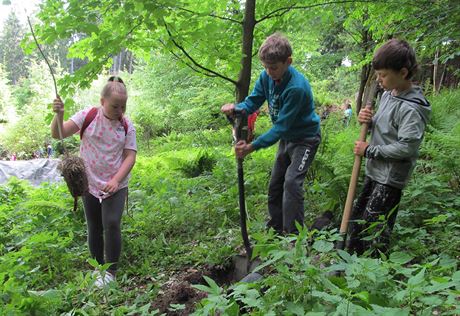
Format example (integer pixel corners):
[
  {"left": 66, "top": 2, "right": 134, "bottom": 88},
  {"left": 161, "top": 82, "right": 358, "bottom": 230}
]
[{"left": 82, "top": 187, "right": 127, "bottom": 274}]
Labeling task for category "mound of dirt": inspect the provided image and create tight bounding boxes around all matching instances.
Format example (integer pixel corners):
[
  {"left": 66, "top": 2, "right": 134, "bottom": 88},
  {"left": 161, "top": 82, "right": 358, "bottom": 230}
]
[
  {"left": 151, "top": 262, "right": 242, "bottom": 314},
  {"left": 152, "top": 267, "right": 220, "bottom": 315},
  {"left": 152, "top": 280, "right": 206, "bottom": 315}
]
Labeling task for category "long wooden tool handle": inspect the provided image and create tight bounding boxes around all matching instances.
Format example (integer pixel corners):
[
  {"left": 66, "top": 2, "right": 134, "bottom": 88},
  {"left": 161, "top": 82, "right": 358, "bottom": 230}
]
[
  {"left": 339, "top": 116, "right": 370, "bottom": 234},
  {"left": 337, "top": 80, "right": 378, "bottom": 249}
]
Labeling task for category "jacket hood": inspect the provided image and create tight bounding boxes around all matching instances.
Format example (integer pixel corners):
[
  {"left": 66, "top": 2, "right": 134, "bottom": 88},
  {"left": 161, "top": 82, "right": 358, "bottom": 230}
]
[{"left": 394, "top": 86, "right": 431, "bottom": 124}]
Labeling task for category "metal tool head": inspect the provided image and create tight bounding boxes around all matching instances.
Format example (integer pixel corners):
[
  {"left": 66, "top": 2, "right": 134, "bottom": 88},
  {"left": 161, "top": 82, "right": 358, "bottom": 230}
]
[{"left": 233, "top": 109, "right": 248, "bottom": 143}]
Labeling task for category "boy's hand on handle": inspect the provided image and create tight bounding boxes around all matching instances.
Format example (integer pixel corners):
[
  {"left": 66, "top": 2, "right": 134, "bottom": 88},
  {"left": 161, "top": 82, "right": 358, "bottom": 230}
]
[
  {"left": 221, "top": 103, "right": 235, "bottom": 116},
  {"left": 358, "top": 107, "right": 373, "bottom": 124},
  {"left": 354, "top": 141, "right": 368, "bottom": 156},
  {"left": 53, "top": 96, "right": 64, "bottom": 115},
  {"left": 235, "top": 140, "right": 254, "bottom": 159}
]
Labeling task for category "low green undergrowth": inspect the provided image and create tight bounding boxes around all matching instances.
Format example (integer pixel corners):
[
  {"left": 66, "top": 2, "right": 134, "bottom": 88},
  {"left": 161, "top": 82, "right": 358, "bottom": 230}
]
[
  {"left": 1, "top": 89, "right": 459, "bottom": 315},
  {"left": 193, "top": 227, "right": 459, "bottom": 315}
]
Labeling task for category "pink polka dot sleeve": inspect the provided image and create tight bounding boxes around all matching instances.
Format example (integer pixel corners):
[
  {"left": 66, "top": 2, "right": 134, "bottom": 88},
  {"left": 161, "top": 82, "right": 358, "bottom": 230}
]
[{"left": 69, "top": 108, "right": 92, "bottom": 131}]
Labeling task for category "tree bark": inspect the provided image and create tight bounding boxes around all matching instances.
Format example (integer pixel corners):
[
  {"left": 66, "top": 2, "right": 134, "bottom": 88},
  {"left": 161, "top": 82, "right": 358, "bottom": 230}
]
[
  {"left": 235, "top": 0, "right": 256, "bottom": 103},
  {"left": 362, "top": 68, "right": 377, "bottom": 107},
  {"left": 355, "top": 25, "right": 374, "bottom": 114},
  {"left": 356, "top": 64, "right": 370, "bottom": 114},
  {"left": 117, "top": 51, "right": 121, "bottom": 72},
  {"left": 128, "top": 51, "right": 134, "bottom": 73},
  {"left": 438, "top": 62, "right": 447, "bottom": 93},
  {"left": 433, "top": 47, "right": 439, "bottom": 95}
]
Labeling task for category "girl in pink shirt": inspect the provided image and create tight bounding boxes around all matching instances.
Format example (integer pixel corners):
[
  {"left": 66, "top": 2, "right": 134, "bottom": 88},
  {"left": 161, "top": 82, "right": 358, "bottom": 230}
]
[{"left": 51, "top": 76, "right": 137, "bottom": 286}]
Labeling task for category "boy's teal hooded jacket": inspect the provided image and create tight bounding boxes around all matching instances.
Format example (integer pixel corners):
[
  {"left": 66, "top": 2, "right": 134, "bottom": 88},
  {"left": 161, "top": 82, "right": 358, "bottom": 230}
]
[
  {"left": 235, "top": 66, "right": 320, "bottom": 150},
  {"left": 365, "top": 86, "right": 431, "bottom": 189}
]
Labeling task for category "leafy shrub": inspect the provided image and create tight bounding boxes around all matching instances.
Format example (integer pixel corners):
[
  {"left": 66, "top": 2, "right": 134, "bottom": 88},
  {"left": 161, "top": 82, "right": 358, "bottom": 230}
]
[{"left": 194, "top": 227, "right": 459, "bottom": 315}]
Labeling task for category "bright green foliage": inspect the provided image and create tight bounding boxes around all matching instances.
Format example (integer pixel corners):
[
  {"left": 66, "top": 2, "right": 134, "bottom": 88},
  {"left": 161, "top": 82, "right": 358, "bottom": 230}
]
[
  {"left": 1, "top": 88, "right": 459, "bottom": 314},
  {"left": 34, "top": 0, "right": 245, "bottom": 95},
  {"left": 0, "top": 61, "right": 57, "bottom": 157},
  {"left": 0, "top": 179, "right": 82, "bottom": 314},
  {"left": 30, "top": 0, "right": 460, "bottom": 109},
  {"left": 366, "top": 0, "right": 459, "bottom": 63},
  {"left": 129, "top": 56, "right": 233, "bottom": 145},
  {"left": 0, "top": 1, "right": 459, "bottom": 313},
  {"left": 29, "top": 1, "right": 355, "bottom": 99},
  {"left": 0, "top": 65, "right": 12, "bottom": 120},
  {"left": 193, "top": 227, "right": 459, "bottom": 315}
]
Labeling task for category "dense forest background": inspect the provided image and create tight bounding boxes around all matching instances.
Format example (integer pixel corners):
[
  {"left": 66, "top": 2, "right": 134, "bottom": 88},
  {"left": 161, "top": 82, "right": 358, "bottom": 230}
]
[{"left": 0, "top": 0, "right": 459, "bottom": 315}]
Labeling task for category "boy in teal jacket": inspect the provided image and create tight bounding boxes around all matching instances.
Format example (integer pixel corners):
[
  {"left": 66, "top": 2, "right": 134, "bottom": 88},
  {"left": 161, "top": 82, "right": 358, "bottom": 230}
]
[
  {"left": 349, "top": 39, "right": 431, "bottom": 256},
  {"left": 221, "top": 33, "right": 321, "bottom": 234}
]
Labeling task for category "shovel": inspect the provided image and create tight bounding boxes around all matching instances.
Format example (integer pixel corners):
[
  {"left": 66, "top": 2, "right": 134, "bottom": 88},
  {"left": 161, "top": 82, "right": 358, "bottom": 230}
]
[
  {"left": 336, "top": 81, "right": 378, "bottom": 250},
  {"left": 226, "top": 109, "right": 257, "bottom": 278}
]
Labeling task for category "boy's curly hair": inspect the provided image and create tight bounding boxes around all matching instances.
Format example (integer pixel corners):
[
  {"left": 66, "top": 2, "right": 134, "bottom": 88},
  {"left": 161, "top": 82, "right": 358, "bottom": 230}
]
[
  {"left": 258, "top": 32, "right": 292, "bottom": 64},
  {"left": 372, "top": 39, "right": 418, "bottom": 79}
]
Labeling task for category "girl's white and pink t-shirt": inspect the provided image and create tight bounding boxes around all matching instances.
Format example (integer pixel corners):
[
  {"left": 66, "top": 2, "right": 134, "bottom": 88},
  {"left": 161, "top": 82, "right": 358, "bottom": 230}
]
[{"left": 70, "top": 107, "right": 137, "bottom": 199}]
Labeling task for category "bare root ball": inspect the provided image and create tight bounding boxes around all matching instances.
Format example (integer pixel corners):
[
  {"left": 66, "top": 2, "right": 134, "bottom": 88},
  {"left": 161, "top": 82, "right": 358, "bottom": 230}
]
[{"left": 58, "top": 155, "right": 88, "bottom": 197}]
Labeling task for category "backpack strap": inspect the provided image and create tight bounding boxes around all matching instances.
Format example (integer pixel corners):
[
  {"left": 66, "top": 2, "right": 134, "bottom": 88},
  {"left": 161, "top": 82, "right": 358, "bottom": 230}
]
[
  {"left": 80, "top": 107, "right": 129, "bottom": 139},
  {"left": 121, "top": 117, "right": 128, "bottom": 136},
  {"left": 80, "top": 107, "right": 98, "bottom": 139}
]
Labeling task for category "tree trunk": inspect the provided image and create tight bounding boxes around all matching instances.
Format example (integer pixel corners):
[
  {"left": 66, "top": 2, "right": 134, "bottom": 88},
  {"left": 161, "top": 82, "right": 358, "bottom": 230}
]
[
  {"left": 116, "top": 52, "right": 121, "bottom": 73},
  {"left": 433, "top": 47, "right": 439, "bottom": 95},
  {"left": 362, "top": 68, "right": 377, "bottom": 107},
  {"left": 118, "top": 51, "right": 123, "bottom": 72},
  {"left": 437, "top": 59, "right": 447, "bottom": 93},
  {"left": 356, "top": 64, "right": 370, "bottom": 114},
  {"left": 128, "top": 51, "right": 133, "bottom": 73},
  {"left": 112, "top": 55, "right": 117, "bottom": 74},
  {"left": 235, "top": 0, "right": 256, "bottom": 103},
  {"left": 355, "top": 26, "right": 373, "bottom": 115}
]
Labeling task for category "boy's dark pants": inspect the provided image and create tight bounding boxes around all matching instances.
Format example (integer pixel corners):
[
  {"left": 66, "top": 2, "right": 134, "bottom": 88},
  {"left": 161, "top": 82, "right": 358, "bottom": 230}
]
[
  {"left": 83, "top": 187, "right": 127, "bottom": 274},
  {"left": 347, "top": 177, "right": 402, "bottom": 256},
  {"left": 267, "top": 135, "right": 321, "bottom": 234}
]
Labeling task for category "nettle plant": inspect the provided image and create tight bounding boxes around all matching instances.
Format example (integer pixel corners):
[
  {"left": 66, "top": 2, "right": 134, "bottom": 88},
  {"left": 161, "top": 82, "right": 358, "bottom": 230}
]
[{"left": 192, "top": 225, "right": 460, "bottom": 315}]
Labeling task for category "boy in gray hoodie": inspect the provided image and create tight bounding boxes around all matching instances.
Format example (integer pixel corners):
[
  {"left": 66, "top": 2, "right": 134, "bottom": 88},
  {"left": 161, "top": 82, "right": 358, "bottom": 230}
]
[{"left": 348, "top": 39, "right": 431, "bottom": 256}]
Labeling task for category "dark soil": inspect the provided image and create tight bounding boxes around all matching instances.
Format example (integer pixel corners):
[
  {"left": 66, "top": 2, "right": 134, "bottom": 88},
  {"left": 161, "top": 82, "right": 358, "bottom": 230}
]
[{"left": 151, "top": 263, "right": 234, "bottom": 315}]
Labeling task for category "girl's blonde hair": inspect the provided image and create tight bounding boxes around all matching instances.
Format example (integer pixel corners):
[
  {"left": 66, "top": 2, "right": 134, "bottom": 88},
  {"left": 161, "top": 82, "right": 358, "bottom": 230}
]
[{"left": 101, "top": 76, "right": 127, "bottom": 98}]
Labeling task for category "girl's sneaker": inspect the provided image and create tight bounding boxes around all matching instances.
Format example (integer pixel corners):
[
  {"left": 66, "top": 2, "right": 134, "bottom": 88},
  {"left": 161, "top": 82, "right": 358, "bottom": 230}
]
[{"left": 94, "top": 271, "right": 115, "bottom": 288}]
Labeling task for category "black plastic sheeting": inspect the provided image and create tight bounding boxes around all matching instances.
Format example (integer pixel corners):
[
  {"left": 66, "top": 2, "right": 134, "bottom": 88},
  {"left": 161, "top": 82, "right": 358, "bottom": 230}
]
[{"left": 0, "top": 158, "right": 63, "bottom": 186}]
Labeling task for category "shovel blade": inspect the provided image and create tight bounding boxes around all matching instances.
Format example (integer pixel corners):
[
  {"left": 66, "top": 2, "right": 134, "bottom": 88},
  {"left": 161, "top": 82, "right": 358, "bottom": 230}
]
[{"left": 232, "top": 255, "right": 261, "bottom": 281}]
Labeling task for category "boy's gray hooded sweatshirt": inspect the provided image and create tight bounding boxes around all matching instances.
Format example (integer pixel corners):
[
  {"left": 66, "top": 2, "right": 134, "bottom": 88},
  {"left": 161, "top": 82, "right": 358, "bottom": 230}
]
[{"left": 365, "top": 86, "right": 431, "bottom": 189}]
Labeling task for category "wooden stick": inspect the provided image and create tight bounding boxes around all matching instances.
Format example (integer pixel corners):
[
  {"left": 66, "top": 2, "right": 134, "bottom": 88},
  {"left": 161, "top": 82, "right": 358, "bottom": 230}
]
[
  {"left": 26, "top": 16, "right": 58, "bottom": 97},
  {"left": 336, "top": 79, "right": 378, "bottom": 250},
  {"left": 56, "top": 114, "right": 64, "bottom": 141},
  {"left": 27, "top": 15, "right": 66, "bottom": 151}
]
